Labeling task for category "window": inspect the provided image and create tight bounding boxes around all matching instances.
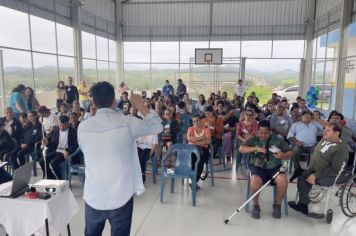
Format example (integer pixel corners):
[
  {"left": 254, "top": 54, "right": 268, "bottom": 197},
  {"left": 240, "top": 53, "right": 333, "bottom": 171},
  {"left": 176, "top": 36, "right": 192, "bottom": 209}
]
[
  {"left": 242, "top": 41, "right": 272, "bottom": 58},
  {"left": 82, "top": 32, "right": 96, "bottom": 59},
  {"left": 124, "top": 42, "right": 150, "bottom": 63},
  {"left": 33, "top": 53, "right": 58, "bottom": 107},
  {"left": 272, "top": 40, "right": 304, "bottom": 58},
  {"left": 57, "top": 23, "right": 74, "bottom": 56},
  {"left": 109, "top": 40, "right": 117, "bottom": 62},
  {"left": 83, "top": 59, "right": 97, "bottom": 84},
  {"left": 124, "top": 64, "right": 151, "bottom": 92},
  {"left": 97, "top": 61, "right": 109, "bottom": 81},
  {"left": 0, "top": 7, "right": 30, "bottom": 50},
  {"left": 30, "top": 16, "right": 56, "bottom": 53},
  {"left": 96, "top": 35, "right": 109, "bottom": 61},
  {"left": 151, "top": 42, "right": 179, "bottom": 63},
  {"left": 58, "top": 56, "right": 75, "bottom": 82}
]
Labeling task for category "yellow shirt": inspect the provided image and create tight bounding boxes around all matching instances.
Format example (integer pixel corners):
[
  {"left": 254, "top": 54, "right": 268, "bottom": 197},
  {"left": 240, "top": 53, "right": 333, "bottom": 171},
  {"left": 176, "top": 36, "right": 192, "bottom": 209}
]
[{"left": 78, "top": 85, "right": 88, "bottom": 101}]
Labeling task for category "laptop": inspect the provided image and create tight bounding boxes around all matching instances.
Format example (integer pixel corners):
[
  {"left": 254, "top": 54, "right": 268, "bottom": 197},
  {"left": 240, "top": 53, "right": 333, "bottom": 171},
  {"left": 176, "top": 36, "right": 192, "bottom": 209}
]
[{"left": 0, "top": 162, "right": 32, "bottom": 198}]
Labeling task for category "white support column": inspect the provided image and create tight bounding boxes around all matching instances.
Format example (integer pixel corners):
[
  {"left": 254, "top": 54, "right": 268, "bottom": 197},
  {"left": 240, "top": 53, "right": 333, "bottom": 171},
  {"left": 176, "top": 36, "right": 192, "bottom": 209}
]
[
  {"left": 240, "top": 57, "right": 246, "bottom": 81},
  {"left": 335, "top": 0, "right": 353, "bottom": 111},
  {"left": 116, "top": 0, "right": 124, "bottom": 84},
  {"left": 0, "top": 50, "right": 5, "bottom": 115},
  {"left": 301, "top": 0, "right": 316, "bottom": 98},
  {"left": 72, "top": 0, "right": 83, "bottom": 85}
]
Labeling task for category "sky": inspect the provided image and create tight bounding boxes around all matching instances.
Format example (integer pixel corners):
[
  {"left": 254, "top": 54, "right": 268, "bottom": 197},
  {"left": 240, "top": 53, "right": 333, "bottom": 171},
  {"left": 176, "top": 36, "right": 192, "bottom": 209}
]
[{"left": 0, "top": 6, "right": 313, "bottom": 73}]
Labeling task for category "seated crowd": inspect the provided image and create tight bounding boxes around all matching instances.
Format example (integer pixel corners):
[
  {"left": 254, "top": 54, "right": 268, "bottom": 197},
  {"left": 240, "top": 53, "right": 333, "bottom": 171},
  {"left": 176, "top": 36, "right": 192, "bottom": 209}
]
[{"left": 0, "top": 78, "right": 355, "bottom": 220}]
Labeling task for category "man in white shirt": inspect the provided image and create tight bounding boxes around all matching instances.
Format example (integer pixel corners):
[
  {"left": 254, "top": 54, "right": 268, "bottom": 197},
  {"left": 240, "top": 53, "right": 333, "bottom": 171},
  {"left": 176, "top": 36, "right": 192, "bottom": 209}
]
[
  {"left": 234, "top": 79, "right": 246, "bottom": 98},
  {"left": 38, "top": 106, "right": 59, "bottom": 135},
  {"left": 78, "top": 82, "right": 163, "bottom": 236},
  {"left": 136, "top": 134, "right": 158, "bottom": 182}
]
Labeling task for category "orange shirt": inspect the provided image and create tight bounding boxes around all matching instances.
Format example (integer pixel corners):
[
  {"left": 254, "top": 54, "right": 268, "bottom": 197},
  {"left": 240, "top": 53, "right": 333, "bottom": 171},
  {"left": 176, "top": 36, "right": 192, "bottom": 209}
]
[
  {"left": 187, "top": 127, "right": 211, "bottom": 148},
  {"left": 202, "top": 116, "right": 224, "bottom": 140}
]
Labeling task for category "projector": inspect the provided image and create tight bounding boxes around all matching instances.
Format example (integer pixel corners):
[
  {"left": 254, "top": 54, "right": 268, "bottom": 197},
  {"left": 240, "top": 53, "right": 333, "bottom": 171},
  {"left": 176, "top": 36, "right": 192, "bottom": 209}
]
[{"left": 32, "top": 180, "right": 69, "bottom": 195}]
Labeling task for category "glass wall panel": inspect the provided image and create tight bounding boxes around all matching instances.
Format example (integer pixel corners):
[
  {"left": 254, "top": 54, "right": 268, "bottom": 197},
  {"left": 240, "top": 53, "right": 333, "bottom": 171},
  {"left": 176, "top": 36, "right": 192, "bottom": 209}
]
[
  {"left": 124, "top": 64, "right": 151, "bottom": 92},
  {"left": 58, "top": 56, "right": 75, "bottom": 82},
  {"left": 30, "top": 16, "right": 56, "bottom": 53},
  {"left": 96, "top": 36, "right": 109, "bottom": 61},
  {"left": 97, "top": 61, "right": 109, "bottom": 81},
  {"left": 151, "top": 42, "right": 179, "bottom": 63},
  {"left": 33, "top": 53, "right": 58, "bottom": 107},
  {"left": 241, "top": 41, "right": 272, "bottom": 58},
  {"left": 82, "top": 32, "right": 96, "bottom": 59},
  {"left": 83, "top": 59, "right": 97, "bottom": 84},
  {"left": 124, "top": 42, "right": 150, "bottom": 63},
  {"left": 0, "top": 7, "right": 30, "bottom": 50},
  {"left": 273, "top": 40, "right": 304, "bottom": 58},
  {"left": 57, "top": 23, "right": 74, "bottom": 56},
  {"left": 109, "top": 40, "right": 117, "bottom": 62}
]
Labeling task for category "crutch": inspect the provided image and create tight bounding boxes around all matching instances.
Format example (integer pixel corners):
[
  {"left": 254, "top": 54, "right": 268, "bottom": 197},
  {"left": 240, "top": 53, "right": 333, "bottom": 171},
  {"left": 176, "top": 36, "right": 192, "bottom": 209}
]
[
  {"left": 224, "top": 162, "right": 288, "bottom": 224},
  {"left": 40, "top": 118, "right": 48, "bottom": 179}
]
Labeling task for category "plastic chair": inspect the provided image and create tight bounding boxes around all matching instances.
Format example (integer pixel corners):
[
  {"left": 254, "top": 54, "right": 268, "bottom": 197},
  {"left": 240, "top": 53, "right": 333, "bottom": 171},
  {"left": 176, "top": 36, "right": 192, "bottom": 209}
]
[
  {"left": 62, "top": 147, "right": 85, "bottom": 188},
  {"left": 160, "top": 144, "right": 201, "bottom": 206},
  {"left": 150, "top": 153, "right": 158, "bottom": 183},
  {"left": 1, "top": 140, "right": 18, "bottom": 175},
  {"left": 245, "top": 166, "right": 288, "bottom": 215}
]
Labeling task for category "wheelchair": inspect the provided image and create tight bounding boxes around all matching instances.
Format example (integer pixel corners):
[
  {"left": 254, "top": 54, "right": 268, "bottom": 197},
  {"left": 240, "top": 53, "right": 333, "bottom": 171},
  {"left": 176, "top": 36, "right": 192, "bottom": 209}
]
[{"left": 305, "top": 158, "right": 356, "bottom": 224}]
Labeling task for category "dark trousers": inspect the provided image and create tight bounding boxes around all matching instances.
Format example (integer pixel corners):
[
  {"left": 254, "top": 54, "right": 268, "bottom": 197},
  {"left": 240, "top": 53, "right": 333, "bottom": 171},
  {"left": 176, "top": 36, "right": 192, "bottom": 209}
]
[
  {"left": 292, "top": 145, "right": 314, "bottom": 170},
  {"left": 0, "top": 168, "right": 12, "bottom": 184},
  {"left": 212, "top": 139, "right": 222, "bottom": 158},
  {"left": 137, "top": 148, "right": 151, "bottom": 175},
  {"left": 192, "top": 146, "right": 210, "bottom": 182},
  {"left": 85, "top": 197, "right": 133, "bottom": 236},
  {"left": 39, "top": 151, "right": 65, "bottom": 179},
  {"left": 297, "top": 169, "right": 348, "bottom": 205},
  {"left": 15, "top": 147, "right": 32, "bottom": 168}
]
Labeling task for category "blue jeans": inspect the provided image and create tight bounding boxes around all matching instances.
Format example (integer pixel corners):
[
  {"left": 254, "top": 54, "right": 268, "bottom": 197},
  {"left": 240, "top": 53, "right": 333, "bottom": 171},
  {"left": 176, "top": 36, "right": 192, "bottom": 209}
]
[{"left": 85, "top": 197, "right": 133, "bottom": 236}]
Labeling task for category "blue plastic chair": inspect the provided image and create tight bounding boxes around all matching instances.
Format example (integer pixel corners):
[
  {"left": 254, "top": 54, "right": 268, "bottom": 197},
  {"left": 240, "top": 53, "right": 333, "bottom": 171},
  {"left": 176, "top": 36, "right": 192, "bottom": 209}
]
[
  {"left": 150, "top": 154, "right": 158, "bottom": 183},
  {"left": 245, "top": 166, "right": 288, "bottom": 216},
  {"left": 61, "top": 147, "right": 85, "bottom": 189},
  {"left": 160, "top": 144, "right": 201, "bottom": 206}
]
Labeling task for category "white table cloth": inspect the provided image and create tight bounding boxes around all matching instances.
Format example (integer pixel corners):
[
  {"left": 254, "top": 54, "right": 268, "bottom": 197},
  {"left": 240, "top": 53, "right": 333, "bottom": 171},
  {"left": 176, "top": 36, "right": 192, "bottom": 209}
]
[{"left": 0, "top": 189, "right": 78, "bottom": 236}]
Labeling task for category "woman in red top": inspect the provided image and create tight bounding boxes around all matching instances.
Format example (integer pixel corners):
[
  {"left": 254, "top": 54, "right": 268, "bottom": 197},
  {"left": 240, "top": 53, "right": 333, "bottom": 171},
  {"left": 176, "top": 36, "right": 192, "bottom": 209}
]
[
  {"left": 187, "top": 114, "right": 211, "bottom": 189},
  {"left": 236, "top": 109, "right": 258, "bottom": 167}
]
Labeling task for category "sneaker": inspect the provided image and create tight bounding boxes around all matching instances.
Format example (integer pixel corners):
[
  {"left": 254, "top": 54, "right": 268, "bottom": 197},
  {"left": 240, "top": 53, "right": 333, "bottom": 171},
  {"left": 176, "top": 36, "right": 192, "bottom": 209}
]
[
  {"left": 289, "top": 168, "right": 303, "bottom": 183},
  {"left": 252, "top": 205, "right": 261, "bottom": 219},
  {"left": 272, "top": 204, "right": 281, "bottom": 219},
  {"left": 288, "top": 201, "right": 309, "bottom": 215}
]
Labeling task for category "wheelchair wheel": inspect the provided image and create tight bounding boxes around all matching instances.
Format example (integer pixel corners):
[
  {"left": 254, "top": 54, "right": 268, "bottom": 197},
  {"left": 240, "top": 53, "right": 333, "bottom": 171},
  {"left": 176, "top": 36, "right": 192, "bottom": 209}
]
[
  {"left": 326, "top": 209, "right": 333, "bottom": 224},
  {"left": 340, "top": 174, "right": 356, "bottom": 217},
  {"left": 309, "top": 185, "right": 328, "bottom": 203}
]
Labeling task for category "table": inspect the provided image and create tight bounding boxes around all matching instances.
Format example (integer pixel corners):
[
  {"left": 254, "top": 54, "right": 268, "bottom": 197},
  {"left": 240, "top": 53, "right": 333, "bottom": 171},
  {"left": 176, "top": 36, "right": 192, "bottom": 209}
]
[{"left": 0, "top": 187, "right": 78, "bottom": 236}]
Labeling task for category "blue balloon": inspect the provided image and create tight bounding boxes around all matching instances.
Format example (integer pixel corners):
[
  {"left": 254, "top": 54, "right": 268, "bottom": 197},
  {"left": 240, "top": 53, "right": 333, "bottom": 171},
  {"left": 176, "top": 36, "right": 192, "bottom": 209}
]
[{"left": 309, "top": 86, "right": 315, "bottom": 91}]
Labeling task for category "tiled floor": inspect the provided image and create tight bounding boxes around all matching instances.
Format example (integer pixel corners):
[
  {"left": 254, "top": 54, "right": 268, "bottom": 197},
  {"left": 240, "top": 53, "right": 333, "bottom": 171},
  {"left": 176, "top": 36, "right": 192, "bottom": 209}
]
[{"left": 1, "top": 162, "right": 356, "bottom": 236}]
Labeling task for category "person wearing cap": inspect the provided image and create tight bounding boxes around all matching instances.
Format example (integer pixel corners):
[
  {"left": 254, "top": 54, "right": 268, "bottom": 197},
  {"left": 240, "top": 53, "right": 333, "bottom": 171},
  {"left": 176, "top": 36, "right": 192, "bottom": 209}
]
[
  {"left": 37, "top": 106, "right": 59, "bottom": 135},
  {"left": 235, "top": 79, "right": 246, "bottom": 98},
  {"left": 40, "top": 115, "right": 78, "bottom": 179},
  {"left": 176, "top": 79, "right": 186, "bottom": 100},
  {"left": 162, "top": 80, "right": 174, "bottom": 97},
  {"left": 9, "top": 84, "right": 28, "bottom": 117},
  {"left": 287, "top": 110, "right": 324, "bottom": 182}
]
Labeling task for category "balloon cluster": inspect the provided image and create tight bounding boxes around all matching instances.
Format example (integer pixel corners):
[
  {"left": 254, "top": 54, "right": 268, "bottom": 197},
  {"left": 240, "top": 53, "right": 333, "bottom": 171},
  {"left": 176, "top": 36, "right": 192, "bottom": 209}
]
[{"left": 306, "top": 86, "right": 320, "bottom": 108}]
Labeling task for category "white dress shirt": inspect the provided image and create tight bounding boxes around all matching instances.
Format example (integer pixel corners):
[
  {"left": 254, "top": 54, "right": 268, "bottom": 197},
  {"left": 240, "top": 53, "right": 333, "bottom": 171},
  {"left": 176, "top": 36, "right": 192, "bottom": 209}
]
[
  {"left": 235, "top": 84, "right": 246, "bottom": 97},
  {"left": 78, "top": 108, "right": 162, "bottom": 210}
]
